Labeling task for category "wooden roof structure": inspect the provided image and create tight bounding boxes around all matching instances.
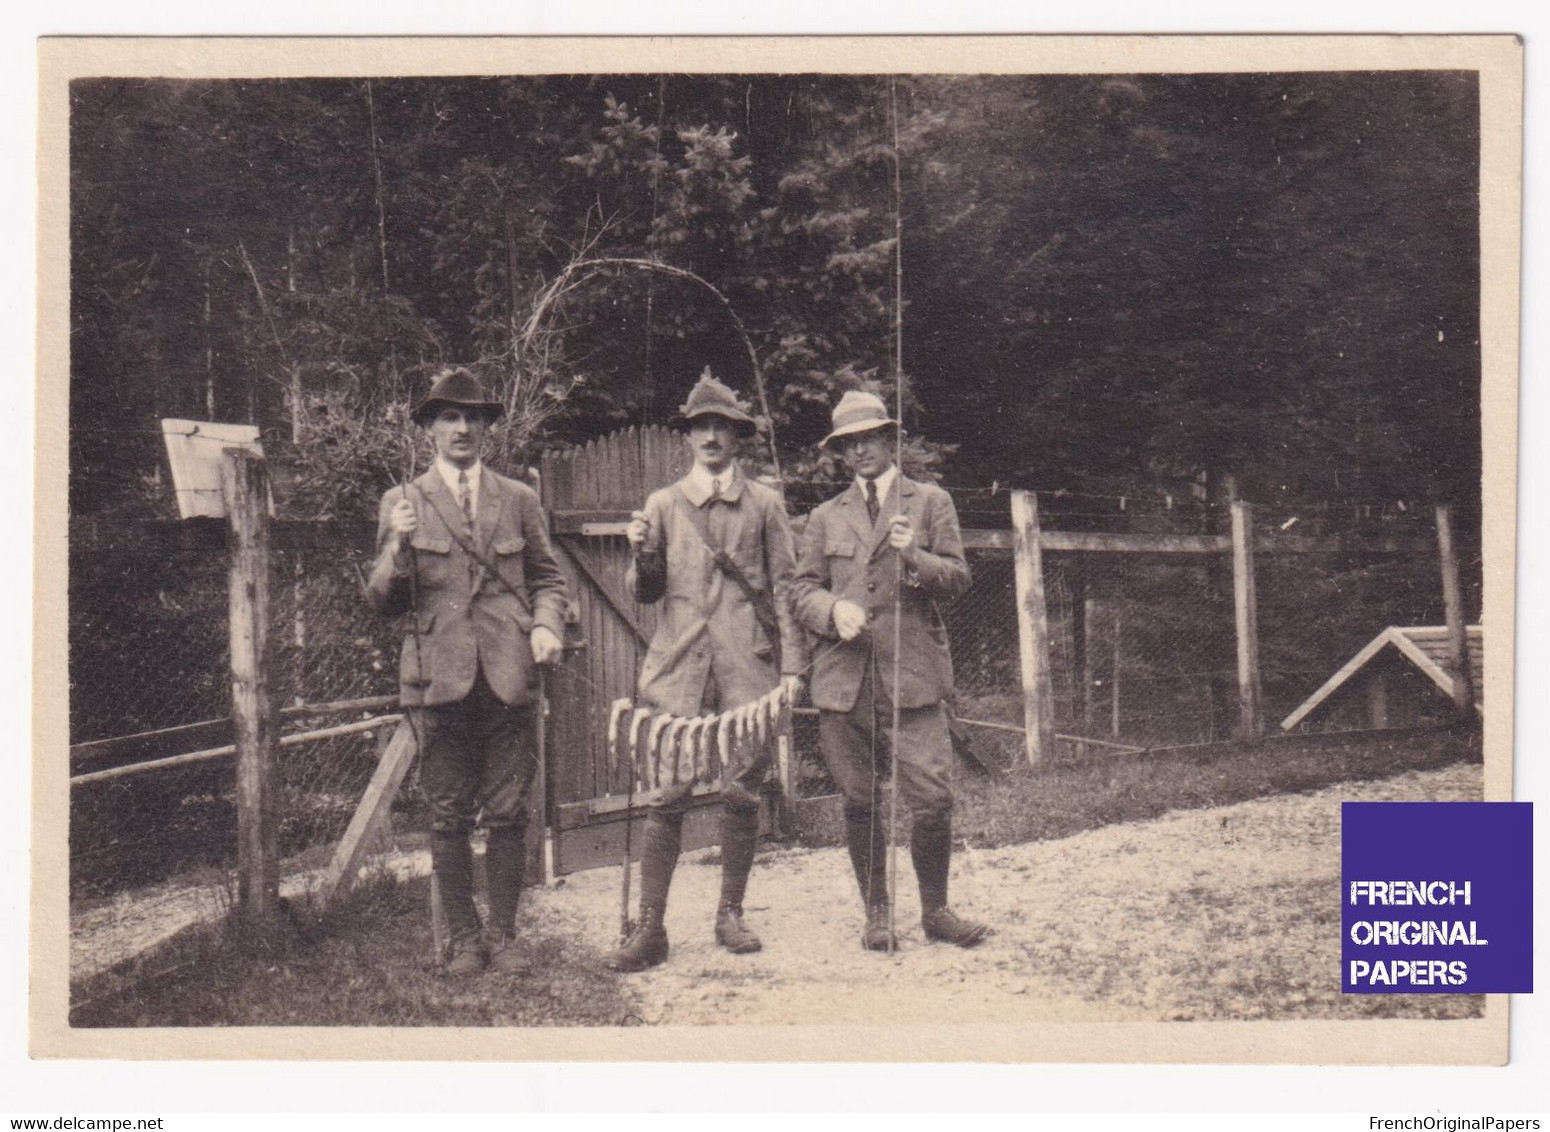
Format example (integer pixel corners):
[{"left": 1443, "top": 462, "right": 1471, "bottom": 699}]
[{"left": 1279, "top": 625, "right": 1483, "bottom": 731}]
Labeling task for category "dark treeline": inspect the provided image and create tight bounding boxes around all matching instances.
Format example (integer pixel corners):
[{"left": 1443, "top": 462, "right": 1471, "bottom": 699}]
[{"left": 69, "top": 72, "right": 1480, "bottom": 523}]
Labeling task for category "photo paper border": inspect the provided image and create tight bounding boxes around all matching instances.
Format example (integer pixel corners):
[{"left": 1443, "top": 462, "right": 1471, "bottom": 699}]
[{"left": 31, "top": 32, "right": 1523, "bottom": 1064}]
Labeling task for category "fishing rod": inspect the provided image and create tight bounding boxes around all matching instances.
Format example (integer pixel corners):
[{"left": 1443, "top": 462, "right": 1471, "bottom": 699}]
[
  {"left": 886, "top": 75, "right": 906, "bottom": 956},
  {"left": 394, "top": 427, "right": 445, "bottom": 962}
]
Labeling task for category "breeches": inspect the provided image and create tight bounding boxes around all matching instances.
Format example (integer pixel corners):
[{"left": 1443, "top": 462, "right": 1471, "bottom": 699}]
[
  {"left": 817, "top": 663, "right": 953, "bottom": 822},
  {"left": 414, "top": 669, "right": 538, "bottom": 833}
]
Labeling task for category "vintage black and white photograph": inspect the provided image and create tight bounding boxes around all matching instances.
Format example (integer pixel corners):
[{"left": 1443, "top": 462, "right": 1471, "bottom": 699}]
[{"left": 34, "top": 35, "right": 1520, "bottom": 1062}]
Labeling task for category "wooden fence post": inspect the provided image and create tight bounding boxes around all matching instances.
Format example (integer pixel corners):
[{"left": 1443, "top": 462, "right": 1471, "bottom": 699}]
[
  {"left": 1011, "top": 490, "right": 1055, "bottom": 764},
  {"left": 1435, "top": 504, "right": 1476, "bottom": 715},
  {"left": 1230, "top": 499, "right": 1264, "bottom": 739},
  {"left": 223, "top": 449, "right": 279, "bottom": 928}
]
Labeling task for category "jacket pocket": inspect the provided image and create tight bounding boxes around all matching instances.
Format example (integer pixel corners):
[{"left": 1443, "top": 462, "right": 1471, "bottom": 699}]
[
  {"left": 490, "top": 534, "right": 527, "bottom": 591},
  {"left": 411, "top": 535, "right": 452, "bottom": 554},
  {"left": 825, "top": 538, "right": 856, "bottom": 559}
]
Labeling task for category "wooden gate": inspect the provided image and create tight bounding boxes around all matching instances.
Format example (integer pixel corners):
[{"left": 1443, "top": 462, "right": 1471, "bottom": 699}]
[{"left": 539, "top": 426, "right": 735, "bottom": 875}]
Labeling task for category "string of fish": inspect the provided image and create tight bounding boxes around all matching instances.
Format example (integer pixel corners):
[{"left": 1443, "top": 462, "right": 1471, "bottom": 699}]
[{"left": 603, "top": 682, "right": 794, "bottom": 792}]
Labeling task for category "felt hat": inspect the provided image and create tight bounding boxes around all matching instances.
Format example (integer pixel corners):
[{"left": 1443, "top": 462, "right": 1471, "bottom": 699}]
[
  {"left": 411, "top": 367, "right": 504, "bottom": 427},
  {"left": 674, "top": 368, "right": 758, "bottom": 436},
  {"left": 821, "top": 390, "right": 899, "bottom": 446}
]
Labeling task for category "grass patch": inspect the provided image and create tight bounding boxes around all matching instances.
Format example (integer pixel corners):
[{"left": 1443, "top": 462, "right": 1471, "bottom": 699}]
[
  {"left": 953, "top": 725, "right": 1480, "bottom": 849},
  {"left": 789, "top": 724, "right": 1479, "bottom": 848},
  {"left": 71, "top": 873, "right": 640, "bottom": 1028}
]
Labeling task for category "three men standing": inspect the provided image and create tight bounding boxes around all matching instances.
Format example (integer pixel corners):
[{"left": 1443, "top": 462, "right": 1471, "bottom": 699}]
[
  {"left": 792, "top": 391, "right": 990, "bottom": 951},
  {"left": 607, "top": 371, "right": 805, "bottom": 972},
  {"left": 369, "top": 370, "right": 983, "bottom": 973},
  {"left": 367, "top": 368, "right": 571, "bottom": 976}
]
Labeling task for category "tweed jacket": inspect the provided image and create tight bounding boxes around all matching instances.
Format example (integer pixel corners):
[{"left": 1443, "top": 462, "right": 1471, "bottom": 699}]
[
  {"left": 627, "top": 468, "right": 805, "bottom": 718},
  {"left": 791, "top": 474, "right": 971, "bottom": 712},
  {"left": 366, "top": 466, "right": 570, "bottom": 708}
]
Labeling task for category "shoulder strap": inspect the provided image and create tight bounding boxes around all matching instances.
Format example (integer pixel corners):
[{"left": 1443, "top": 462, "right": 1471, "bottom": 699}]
[
  {"left": 674, "top": 484, "right": 782, "bottom": 659},
  {"left": 411, "top": 482, "right": 529, "bottom": 603}
]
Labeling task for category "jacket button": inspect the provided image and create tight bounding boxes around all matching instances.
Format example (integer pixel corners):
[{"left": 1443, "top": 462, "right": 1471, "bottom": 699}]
[{"left": 867, "top": 582, "right": 877, "bottom": 592}]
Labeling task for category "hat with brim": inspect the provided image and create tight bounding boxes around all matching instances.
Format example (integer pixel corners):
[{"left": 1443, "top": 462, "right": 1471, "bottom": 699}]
[
  {"left": 821, "top": 390, "right": 899, "bottom": 446},
  {"left": 412, "top": 367, "right": 505, "bottom": 427},
  {"left": 673, "top": 368, "right": 758, "bottom": 437}
]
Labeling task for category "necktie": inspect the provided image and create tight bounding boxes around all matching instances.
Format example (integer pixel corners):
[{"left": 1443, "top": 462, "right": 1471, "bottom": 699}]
[
  {"left": 709, "top": 476, "right": 722, "bottom": 503},
  {"left": 457, "top": 470, "right": 474, "bottom": 532},
  {"left": 458, "top": 470, "right": 479, "bottom": 587},
  {"left": 865, "top": 478, "right": 879, "bottom": 525}
]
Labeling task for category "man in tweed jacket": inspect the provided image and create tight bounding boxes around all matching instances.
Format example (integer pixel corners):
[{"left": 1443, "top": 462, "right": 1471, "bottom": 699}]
[
  {"left": 791, "top": 390, "right": 990, "bottom": 952},
  {"left": 367, "top": 368, "right": 570, "bottom": 976},
  {"left": 607, "top": 370, "right": 804, "bottom": 972}
]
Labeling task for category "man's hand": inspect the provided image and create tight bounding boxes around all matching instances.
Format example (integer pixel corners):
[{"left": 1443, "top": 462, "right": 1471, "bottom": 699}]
[
  {"left": 530, "top": 625, "right": 563, "bottom": 666},
  {"left": 886, "top": 514, "right": 919, "bottom": 563},
  {"left": 626, "top": 509, "right": 651, "bottom": 550},
  {"left": 832, "top": 599, "right": 868, "bottom": 641},
  {"left": 388, "top": 498, "right": 417, "bottom": 547},
  {"left": 781, "top": 674, "right": 804, "bottom": 704}
]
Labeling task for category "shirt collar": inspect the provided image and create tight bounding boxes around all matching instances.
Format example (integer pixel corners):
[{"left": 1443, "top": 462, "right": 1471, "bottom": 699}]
[
  {"left": 683, "top": 462, "right": 742, "bottom": 507},
  {"left": 855, "top": 464, "right": 899, "bottom": 504},
  {"left": 436, "top": 457, "right": 483, "bottom": 498}
]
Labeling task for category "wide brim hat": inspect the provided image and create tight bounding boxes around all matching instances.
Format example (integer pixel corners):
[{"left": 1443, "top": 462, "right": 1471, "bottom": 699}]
[
  {"left": 411, "top": 367, "right": 505, "bottom": 426},
  {"left": 673, "top": 368, "right": 758, "bottom": 437},
  {"left": 821, "top": 389, "right": 899, "bottom": 446}
]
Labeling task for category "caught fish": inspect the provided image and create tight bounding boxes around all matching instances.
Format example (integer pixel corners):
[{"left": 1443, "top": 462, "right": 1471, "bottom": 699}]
[
  {"left": 715, "top": 711, "right": 735, "bottom": 780},
  {"left": 751, "top": 692, "right": 769, "bottom": 747},
  {"left": 628, "top": 707, "right": 653, "bottom": 786},
  {"left": 646, "top": 714, "right": 674, "bottom": 790},
  {"left": 686, "top": 716, "right": 710, "bottom": 784},
  {"left": 607, "top": 698, "right": 632, "bottom": 774},
  {"left": 666, "top": 717, "right": 693, "bottom": 786}
]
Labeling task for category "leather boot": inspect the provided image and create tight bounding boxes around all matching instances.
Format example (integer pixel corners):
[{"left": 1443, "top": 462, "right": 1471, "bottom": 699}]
[
  {"left": 606, "top": 904, "right": 668, "bottom": 972},
  {"left": 861, "top": 903, "right": 897, "bottom": 952},
  {"left": 483, "top": 823, "right": 528, "bottom": 974},
  {"left": 715, "top": 805, "right": 761, "bottom": 953},
  {"left": 913, "top": 815, "right": 990, "bottom": 948},
  {"left": 606, "top": 812, "right": 681, "bottom": 973},
  {"left": 431, "top": 830, "right": 483, "bottom": 973},
  {"left": 715, "top": 902, "right": 763, "bottom": 954},
  {"left": 844, "top": 807, "right": 888, "bottom": 908},
  {"left": 846, "top": 807, "right": 891, "bottom": 949}
]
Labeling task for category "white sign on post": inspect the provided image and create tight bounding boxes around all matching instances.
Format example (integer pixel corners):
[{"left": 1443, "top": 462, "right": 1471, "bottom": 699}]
[{"left": 159, "top": 419, "right": 270, "bottom": 519}]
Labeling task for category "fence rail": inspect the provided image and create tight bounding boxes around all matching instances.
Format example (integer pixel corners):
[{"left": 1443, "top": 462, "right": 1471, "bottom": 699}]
[{"left": 68, "top": 461, "right": 1482, "bottom": 973}]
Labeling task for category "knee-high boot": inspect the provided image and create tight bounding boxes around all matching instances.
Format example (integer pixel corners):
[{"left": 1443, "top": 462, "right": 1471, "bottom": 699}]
[
  {"left": 846, "top": 806, "right": 894, "bottom": 950},
  {"left": 483, "top": 821, "right": 527, "bottom": 937},
  {"left": 715, "top": 805, "right": 762, "bottom": 953},
  {"left": 605, "top": 809, "right": 680, "bottom": 972},
  {"left": 430, "top": 829, "right": 480, "bottom": 938},
  {"left": 912, "top": 814, "right": 989, "bottom": 947}
]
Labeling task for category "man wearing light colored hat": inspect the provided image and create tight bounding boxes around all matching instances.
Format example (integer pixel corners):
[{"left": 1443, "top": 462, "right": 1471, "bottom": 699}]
[
  {"left": 367, "top": 366, "right": 571, "bottom": 976},
  {"left": 606, "top": 369, "right": 805, "bottom": 972},
  {"left": 791, "top": 389, "right": 990, "bottom": 951}
]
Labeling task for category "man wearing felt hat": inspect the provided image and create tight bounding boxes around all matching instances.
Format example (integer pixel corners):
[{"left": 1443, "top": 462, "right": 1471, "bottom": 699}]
[
  {"left": 606, "top": 368, "right": 805, "bottom": 972},
  {"left": 366, "top": 366, "right": 571, "bottom": 976},
  {"left": 790, "top": 389, "right": 990, "bottom": 951}
]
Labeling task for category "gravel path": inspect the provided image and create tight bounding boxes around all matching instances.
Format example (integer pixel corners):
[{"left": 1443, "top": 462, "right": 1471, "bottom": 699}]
[
  {"left": 524, "top": 762, "right": 1482, "bottom": 1025},
  {"left": 74, "top": 762, "right": 1481, "bottom": 1023}
]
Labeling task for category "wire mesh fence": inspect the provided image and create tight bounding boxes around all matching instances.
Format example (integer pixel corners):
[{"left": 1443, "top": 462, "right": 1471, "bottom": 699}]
[
  {"left": 1253, "top": 504, "right": 1463, "bottom": 734},
  {"left": 68, "top": 525, "right": 422, "bottom": 986},
  {"left": 945, "top": 546, "right": 1026, "bottom": 772},
  {"left": 66, "top": 484, "right": 1482, "bottom": 986},
  {"left": 69, "top": 528, "right": 232, "bottom": 744},
  {"left": 1048, "top": 551, "right": 1238, "bottom": 751}
]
